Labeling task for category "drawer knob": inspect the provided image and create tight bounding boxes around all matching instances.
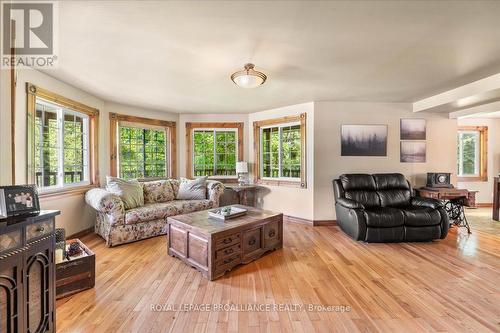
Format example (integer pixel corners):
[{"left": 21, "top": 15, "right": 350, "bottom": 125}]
[
  {"left": 36, "top": 226, "right": 45, "bottom": 233},
  {"left": 223, "top": 238, "right": 232, "bottom": 244},
  {"left": 268, "top": 229, "right": 276, "bottom": 237},
  {"left": 248, "top": 237, "right": 256, "bottom": 246},
  {"left": 223, "top": 258, "right": 234, "bottom": 264},
  {"left": 224, "top": 248, "right": 234, "bottom": 255}
]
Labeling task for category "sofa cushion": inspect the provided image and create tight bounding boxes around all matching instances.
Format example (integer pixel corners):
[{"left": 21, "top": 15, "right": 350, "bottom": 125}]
[
  {"left": 106, "top": 176, "right": 144, "bottom": 209},
  {"left": 124, "top": 200, "right": 213, "bottom": 224},
  {"left": 374, "top": 173, "right": 411, "bottom": 207},
  {"left": 340, "top": 174, "right": 376, "bottom": 191},
  {"left": 401, "top": 206, "right": 441, "bottom": 227},
  {"left": 142, "top": 180, "right": 175, "bottom": 203},
  {"left": 177, "top": 177, "right": 208, "bottom": 200},
  {"left": 345, "top": 190, "right": 381, "bottom": 208},
  {"left": 363, "top": 207, "right": 404, "bottom": 228}
]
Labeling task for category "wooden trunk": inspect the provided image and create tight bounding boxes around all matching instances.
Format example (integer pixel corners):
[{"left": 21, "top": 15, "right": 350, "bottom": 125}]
[
  {"left": 167, "top": 205, "right": 283, "bottom": 280},
  {"left": 56, "top": 239, "right": 95, "bottom": 299}
]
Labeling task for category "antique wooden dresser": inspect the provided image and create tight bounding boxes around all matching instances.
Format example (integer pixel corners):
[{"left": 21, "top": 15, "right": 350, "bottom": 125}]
[{"left": 0, "top": 210, "right": 60, "bottom": 333}]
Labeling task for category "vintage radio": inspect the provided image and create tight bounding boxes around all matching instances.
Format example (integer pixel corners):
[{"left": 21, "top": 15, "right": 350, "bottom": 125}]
[{"left": 426, "top": 173, "right": 453, "bottom": 188}]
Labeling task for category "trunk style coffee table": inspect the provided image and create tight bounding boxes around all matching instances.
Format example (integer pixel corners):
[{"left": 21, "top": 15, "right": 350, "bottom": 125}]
[{"left": 167, "top": 205, "right": 283, "bottom": 280}]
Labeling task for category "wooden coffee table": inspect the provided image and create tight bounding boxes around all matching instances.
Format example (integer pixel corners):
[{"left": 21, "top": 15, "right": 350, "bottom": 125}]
[{"left": 167, "top": 205, "right": 283, "bottom": 280}]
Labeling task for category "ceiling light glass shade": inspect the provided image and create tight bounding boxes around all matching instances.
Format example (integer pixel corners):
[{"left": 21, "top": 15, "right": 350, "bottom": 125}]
[{"left": 231, "top": 63, "right": 267, "bottom": 88}]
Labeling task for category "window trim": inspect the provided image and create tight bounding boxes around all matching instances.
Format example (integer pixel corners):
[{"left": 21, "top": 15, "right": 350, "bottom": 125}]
[
  {"left": 457, "top": 126, "right": 488, "bottom": 182},
  {"left": 26, "top": 83, "right": 100, "bottom": 198},
  {"left": 185, "top": 122, "right": 244, "bottom": 180},
  {"left": 109, "top": 113, "right": 177, "bottom": 179},
  {"left": 253, "top": 113, "right": 307, "bottom": 188}
]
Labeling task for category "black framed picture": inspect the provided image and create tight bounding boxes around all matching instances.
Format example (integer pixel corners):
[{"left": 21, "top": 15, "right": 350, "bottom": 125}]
[
  {"left": 400, "top": 118, "right": 426, "bottom": 140},
  {"left": 0, "top": 185, "right": 40, "bottom": 218},
  {"left": 341, "top": 124, "right": 388, "bottom": 156}
]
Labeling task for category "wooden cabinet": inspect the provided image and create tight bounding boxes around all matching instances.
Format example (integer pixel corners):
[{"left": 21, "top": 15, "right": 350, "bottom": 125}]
[
  {"left": 0, "top": 211, "right": 59, "bottom": 333},
  {"left": 167, "top": 205, "right": 283, "bottom": 280}
]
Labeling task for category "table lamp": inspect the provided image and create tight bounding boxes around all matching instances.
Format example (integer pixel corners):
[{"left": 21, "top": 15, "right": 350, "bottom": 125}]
[{"left": 236, "top": 162, "right": 249, "bottom": 185}]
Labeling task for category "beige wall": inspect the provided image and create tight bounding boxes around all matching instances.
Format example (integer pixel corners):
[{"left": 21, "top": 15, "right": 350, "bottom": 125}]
[
  {"left": 178, "top": 113, "right": 250, "bottom": 178},
  {"left": 248, "top": 103, "right": 315, "bottom": 220},
  {"left": 313, "top": 101, "right": 458, "bottom": 220},
  {"left": 1, "top": 69, "right": 462, "bottom": 230},
  {"left": 9, "top": 69, "right": 178, "bottom": 236},
  {"left": 457, "top": 117, "right": 500, "bottom": 204},
  {"left": 0, "top": 70, "right": 12, "bottom": 186}
]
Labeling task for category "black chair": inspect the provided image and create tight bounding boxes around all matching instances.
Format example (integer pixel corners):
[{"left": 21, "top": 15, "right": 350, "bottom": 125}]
[{"left": 333, "top": 173, "right": 449, "bottom": 242}]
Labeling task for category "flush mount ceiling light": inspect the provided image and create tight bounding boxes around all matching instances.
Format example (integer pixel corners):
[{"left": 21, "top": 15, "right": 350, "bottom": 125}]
[{"left": 231, "top": 63, "right": 267, "bottom": 88}]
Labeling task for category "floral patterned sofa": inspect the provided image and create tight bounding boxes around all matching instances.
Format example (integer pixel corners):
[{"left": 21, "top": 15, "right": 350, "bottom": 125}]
[{"left": 85, "top": 179, "right": 225, "bottom": 247}]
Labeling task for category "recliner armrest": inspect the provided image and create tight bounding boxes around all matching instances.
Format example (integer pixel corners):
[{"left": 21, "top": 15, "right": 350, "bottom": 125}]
[
  {"left": 411, "top": 197, "right": 442, "bottom": 209},
  {"left": 336, "top": 198, "right": 365, "bottom": 209}
]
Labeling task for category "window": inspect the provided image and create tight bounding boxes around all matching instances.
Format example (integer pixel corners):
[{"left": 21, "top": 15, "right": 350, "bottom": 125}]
[
  {"left": 110, "top": 113, "right": 176, "bottom": 179},
  {"left": 27, "top": 83, "right": 99, "bottom": 196},
  {"left": 457, "top": 126, "right": 487, "bottom": 181},
  {"left": 185, "top": 122, "right": 243, "bottom": 179},
  {"left": 193, "top": 129, "right": 237, "bottom": 177},
  {"left": 253, "top": 113, "right": 306, "bottom": 188}
]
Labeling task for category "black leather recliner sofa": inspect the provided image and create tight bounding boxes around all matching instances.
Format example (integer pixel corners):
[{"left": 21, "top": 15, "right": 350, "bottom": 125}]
[{"left": 333, "top": 173, "right": 449, "bottom": 242}]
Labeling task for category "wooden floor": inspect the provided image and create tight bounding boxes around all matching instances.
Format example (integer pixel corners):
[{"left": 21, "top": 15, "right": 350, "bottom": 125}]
[{"left": 56, "top": 209, "right": 500, "bottom": 333}]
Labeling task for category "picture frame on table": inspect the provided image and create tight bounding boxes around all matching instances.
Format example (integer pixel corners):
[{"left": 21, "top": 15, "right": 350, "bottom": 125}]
[{"left": 0, "top": 185, "right": 40, "bottom": 219}]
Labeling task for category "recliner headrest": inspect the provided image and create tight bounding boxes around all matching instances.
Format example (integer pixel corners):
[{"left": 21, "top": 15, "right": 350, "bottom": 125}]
[
  {"left": 339, "top": 174, "right": 376, "bottom": 191},
  {"left": 373, "top": 173, "right": 409, "bottom": 190}
]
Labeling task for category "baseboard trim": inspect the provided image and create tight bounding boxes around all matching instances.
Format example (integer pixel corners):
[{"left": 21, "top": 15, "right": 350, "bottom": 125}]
[
  {"left": 284, "top": 215, "right": 336, "bottom": 226},
  {"left": 476, "top": 203, "right": 493, "bottom": 208},
  {"left": 67, "top": 227, "right": 94, "bottom": 240}
]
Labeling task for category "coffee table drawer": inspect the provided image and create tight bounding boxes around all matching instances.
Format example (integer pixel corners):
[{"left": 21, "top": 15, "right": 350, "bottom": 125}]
[
  {"left": 242, "top": 227, "right": 261, "bottom": 255},
  {"left": 215, "top": 243, "right": 241, "bottom": 260},
  {"left": 264, "top": 220, "right": 280, "bottom": 248},
  {"left": 214, "top": 254, "right": 241, "bottom": 274},
  {"left": 215, "top": 233, "right": 240, "bottom": 250}
]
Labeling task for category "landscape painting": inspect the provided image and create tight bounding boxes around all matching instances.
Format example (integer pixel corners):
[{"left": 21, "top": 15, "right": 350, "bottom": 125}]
[
  {"left": 341, "top": 125, "right": 388, "bottom": 156},
  {"left": 400, "top": 141, "right": 426, "bottom": 163},
  {"left": 400, "top": 118, "right": 426, "bottom": 140}
]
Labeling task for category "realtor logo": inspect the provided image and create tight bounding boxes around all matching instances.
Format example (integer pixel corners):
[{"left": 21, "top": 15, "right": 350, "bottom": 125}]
[{"left": 1, "top": 1, "right": 58, "bottom": 68}]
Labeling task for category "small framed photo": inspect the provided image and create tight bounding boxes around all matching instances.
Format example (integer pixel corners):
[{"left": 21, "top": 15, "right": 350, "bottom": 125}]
[
  {"left": 400, "top": 118, "right": 426, "bottom": 140},
  {"left": 0, "top": 185, "right": 40, "bottom": 218}
]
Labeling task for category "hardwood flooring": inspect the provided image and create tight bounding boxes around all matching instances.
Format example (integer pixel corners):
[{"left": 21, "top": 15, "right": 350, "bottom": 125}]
[{"left": 56, "top": 209, "right": 500, "bottom": 332}]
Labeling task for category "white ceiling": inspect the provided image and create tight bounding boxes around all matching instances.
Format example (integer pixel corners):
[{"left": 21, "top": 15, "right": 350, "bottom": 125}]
[{"left": 43, "top": 0, "right": 500, "bottom": 113}]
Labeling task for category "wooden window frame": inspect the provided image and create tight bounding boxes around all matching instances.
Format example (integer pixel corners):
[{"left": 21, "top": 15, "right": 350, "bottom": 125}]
[
  {"left": 457, "top": 126, "right": 488, "bottom": 182},
  {"left": 109, "top": 113, "right": 177, "bottom": 179},
  {"left": 26, "top": 83, "right": 100, "bottom": 198},
  {"left": 253, "top": 113, "right": 307, "bottom": 188},
  {"left": 185, "top": 122, "right": 244, "bottom": 180}
]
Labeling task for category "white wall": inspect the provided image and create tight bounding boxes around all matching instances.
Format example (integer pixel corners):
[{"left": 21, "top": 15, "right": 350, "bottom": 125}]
[
  {"left": 457, "top": 117, "right": 500, "bottom": 204},
  {"left": 313, "top": 101, "right": 458, "bottom": 220},
  {"left": 178, "top": 113, "right": 249, "bottom": 178},
  {"left": 248, "top": 103, "right": 315, "bottom": 220}
]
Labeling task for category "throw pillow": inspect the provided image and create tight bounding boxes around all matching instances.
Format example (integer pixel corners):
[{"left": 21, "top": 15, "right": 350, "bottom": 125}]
[
  {"left": 106, "top": 176, "right": 144, "bottom": 209},
  {"left": 142, "top": 180, "right": 175, "bottom": 204},
  {"left": 176, "top": 177, "right": 208, "bottom": 200}
]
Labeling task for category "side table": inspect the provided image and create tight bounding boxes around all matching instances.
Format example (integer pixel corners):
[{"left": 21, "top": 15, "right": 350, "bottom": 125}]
[{"left": 224, "top": 184, "right": 258, "bottom": 207}]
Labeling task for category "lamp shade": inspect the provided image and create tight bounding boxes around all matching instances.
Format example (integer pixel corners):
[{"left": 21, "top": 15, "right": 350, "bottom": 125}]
[
  {"left": 231, "top": 63, "right": 267, "bottom": 88},
  {"left": 236, "top": 161, "right": 248, "bottom": 173}
]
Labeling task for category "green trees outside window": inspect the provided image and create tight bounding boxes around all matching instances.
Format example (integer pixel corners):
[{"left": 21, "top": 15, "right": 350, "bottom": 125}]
[
  {"left": 261, "top": 124, "right": 301, "bottom": 179},
  {"left": 34, "top": 99, "right": 89, "bottom": 188},
  {"left": 193, "top": 130, "right": 237, "bottom": 177},
  {"left": 118, "top": 126, "right": 167, "bottom": 179},
  {"left": 457, "top": 131, "right": 479, "bottom": 176}
]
